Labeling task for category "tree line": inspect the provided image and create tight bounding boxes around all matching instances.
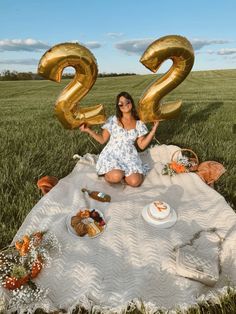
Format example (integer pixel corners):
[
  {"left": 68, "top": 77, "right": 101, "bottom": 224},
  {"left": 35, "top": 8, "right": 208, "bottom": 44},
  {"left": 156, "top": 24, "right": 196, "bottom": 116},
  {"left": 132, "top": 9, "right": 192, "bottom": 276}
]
[{"left": 0, "top": 70, "right": 136, "bottom": 81}]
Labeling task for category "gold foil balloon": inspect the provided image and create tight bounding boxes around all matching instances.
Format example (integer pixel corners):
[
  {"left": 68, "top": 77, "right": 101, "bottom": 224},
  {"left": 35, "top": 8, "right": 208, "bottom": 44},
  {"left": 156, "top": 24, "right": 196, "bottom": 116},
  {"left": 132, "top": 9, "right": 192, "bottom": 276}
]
[
  {"left": 38, "top": 43, "right": 106, "bottom": 129},
  {"left": 138, "top": 35, "right": 194, "bottom": 122}
]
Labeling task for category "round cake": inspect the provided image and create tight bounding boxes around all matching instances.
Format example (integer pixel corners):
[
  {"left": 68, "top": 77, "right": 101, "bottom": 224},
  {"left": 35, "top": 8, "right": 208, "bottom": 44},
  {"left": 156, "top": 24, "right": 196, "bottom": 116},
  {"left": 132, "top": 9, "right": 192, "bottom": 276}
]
[{"left": 147, "top": 201, "right": 171, "bottom": 221}]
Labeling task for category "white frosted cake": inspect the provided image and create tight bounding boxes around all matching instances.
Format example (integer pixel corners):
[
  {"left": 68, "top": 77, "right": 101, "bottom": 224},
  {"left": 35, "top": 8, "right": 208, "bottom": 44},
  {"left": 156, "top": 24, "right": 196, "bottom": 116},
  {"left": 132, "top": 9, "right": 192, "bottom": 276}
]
[{"left": 147, "top": 201, "right": 171, "bottom": 221}]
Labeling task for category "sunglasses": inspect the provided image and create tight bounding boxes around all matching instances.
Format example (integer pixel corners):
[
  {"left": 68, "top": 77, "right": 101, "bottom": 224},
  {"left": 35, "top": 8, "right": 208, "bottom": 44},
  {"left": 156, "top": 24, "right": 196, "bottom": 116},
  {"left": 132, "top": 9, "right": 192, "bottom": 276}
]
[{"left": 118, "top": 100, "right": 131, "bottom": 107}]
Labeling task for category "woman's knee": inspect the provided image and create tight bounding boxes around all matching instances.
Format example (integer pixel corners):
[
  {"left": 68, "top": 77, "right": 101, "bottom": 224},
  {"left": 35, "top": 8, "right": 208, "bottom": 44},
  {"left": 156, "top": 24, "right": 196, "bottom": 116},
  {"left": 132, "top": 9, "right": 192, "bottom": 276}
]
[
  {"left": 125, "top": 174, "right": 143, "bottom": 187},
  {"left": 105, "top": 170, "right": 124, "bottom": 183}
]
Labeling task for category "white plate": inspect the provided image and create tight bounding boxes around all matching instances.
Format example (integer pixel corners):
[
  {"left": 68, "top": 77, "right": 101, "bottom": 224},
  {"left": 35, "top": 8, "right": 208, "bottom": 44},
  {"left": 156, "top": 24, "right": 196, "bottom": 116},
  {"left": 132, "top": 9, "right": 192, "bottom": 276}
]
[
  {"left": 142, "top": 205, "right": 177, "bottom": 228},
  {"left": 66, "top": 209, "right": 106, "bottom": 238}
]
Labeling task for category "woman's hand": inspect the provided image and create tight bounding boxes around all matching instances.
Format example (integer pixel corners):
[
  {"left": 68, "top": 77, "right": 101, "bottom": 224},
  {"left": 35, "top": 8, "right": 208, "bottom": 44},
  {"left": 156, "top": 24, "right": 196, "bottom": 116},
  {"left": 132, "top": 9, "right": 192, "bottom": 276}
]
[
  {"left": 79, "top": 123, "right": 91, "bottom": 134},
  {"left": 151, "top": 120, "right": 160, "bottom": 135},
  {"left": 79, "top": 124, "right": 110, "bottom": 145},
  {"left": 137, "top": 121, "right": 160, "bottom": 150}
]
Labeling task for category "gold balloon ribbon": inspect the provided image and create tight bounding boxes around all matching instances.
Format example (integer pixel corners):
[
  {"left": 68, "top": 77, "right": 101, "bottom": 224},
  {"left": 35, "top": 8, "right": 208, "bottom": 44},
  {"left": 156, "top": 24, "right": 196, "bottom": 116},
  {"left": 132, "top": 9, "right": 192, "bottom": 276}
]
[
  {"left": 138, "top": 35, "right": 194, "bottom": 122},
  {"left": 38, "top": 43, "right": 106, "bottom": 129}
]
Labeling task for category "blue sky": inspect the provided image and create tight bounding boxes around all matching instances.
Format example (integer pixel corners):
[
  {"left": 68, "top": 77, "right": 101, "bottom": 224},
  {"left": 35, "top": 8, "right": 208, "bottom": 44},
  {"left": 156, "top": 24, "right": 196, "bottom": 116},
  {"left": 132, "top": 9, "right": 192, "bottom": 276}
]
[{"left": 0, "top": 0, "right": 236, "bottom": 74}]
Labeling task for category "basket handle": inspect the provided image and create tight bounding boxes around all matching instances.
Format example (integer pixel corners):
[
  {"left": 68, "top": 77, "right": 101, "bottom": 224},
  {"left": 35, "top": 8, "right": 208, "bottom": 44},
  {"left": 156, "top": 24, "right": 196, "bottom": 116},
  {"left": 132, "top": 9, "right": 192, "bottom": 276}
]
[{"left": 171, "top": 149, "right": 199, "bottom": 165}]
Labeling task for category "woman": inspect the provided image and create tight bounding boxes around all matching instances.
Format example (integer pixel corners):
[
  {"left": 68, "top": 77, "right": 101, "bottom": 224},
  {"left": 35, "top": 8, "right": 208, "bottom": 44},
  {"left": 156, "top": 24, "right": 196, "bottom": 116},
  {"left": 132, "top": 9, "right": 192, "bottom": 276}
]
[{"left": 79, "top": 91, "right": 159, "bottom": 187}]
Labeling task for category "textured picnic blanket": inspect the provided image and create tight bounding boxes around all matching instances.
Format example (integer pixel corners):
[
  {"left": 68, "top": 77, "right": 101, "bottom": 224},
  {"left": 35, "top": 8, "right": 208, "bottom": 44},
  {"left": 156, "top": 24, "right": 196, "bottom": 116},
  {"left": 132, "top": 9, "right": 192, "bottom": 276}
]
[{"left": 2, "top": 144, "right": 236, "bottom": 313}]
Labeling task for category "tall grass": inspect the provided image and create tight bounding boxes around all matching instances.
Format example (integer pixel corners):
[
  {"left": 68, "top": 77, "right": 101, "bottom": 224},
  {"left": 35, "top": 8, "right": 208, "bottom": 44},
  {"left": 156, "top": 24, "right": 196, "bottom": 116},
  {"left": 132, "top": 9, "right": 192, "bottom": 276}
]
[{"left": 0, "top": 69, "right": 236, "bottom": 248}]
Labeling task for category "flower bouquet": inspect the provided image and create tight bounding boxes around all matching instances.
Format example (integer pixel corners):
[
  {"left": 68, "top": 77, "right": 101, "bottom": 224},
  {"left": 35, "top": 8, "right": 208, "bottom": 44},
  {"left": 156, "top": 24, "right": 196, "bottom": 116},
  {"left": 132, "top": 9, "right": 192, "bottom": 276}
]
[
  {"left": 162, "top": 149, "right": 199, "bottom": 176},
  {"left": 0, "top": 231, "right": 61, "bottom": 310}
]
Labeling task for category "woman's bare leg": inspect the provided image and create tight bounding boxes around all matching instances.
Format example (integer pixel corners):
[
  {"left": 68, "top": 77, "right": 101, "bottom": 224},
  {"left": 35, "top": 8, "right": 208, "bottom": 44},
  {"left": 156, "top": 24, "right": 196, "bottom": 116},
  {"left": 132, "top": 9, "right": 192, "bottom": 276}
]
[
  {"left": 124, "top": 173, "right": 144, "bottom": 187},
  {"left": 105, "top": 169, "right": 125, "bottom": 184}
]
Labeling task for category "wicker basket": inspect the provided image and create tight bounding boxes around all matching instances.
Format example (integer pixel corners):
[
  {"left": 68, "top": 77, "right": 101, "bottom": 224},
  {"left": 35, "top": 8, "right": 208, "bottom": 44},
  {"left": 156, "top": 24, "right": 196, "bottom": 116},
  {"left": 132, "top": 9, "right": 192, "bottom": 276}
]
[{"left": 171, "top": 149, "right": 199, "bottom": 172}]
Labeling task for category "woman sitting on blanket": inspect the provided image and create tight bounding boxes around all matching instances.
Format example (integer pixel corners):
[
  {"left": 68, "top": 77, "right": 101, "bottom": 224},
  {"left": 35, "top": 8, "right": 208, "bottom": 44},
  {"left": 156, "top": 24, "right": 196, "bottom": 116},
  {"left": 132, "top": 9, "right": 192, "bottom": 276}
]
[{"left": 79, "top": 91, "right": 159, "bottom": 187}]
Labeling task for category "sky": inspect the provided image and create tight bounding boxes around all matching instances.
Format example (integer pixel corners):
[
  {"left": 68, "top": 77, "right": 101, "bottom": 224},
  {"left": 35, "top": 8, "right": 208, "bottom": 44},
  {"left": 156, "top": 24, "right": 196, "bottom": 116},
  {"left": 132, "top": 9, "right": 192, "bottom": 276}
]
[{"left": 0, "top": 0, "right": 236, "bottom": 74}]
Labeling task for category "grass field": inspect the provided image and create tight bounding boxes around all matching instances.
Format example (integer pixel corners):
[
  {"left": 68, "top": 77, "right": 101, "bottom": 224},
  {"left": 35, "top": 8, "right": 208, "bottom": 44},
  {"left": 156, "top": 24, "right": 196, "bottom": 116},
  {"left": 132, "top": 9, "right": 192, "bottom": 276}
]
[{"left": 0, "top": 69, "right": 236, "bottom": 249}]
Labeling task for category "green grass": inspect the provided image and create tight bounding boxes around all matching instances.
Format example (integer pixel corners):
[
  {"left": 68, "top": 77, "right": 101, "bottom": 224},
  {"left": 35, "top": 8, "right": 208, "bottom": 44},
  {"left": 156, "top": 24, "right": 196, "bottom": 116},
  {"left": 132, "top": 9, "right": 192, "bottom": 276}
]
[{"left": 0, "top": 69, "right": 236, "bottom": 249}]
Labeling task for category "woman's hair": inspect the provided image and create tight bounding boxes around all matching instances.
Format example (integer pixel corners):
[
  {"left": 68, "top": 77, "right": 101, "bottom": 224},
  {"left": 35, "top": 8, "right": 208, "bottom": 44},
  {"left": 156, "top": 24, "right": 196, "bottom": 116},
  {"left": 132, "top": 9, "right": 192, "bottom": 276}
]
[{"left": 115, "top": 91, "right": 139, "bottom": 126}]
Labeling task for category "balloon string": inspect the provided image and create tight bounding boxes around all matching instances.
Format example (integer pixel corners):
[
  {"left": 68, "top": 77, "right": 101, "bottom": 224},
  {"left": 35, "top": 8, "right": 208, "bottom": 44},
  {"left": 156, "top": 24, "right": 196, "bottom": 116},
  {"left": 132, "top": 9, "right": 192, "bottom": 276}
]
[
  {"left": 87, "top": 136, "right": 100, "bottom": 153},
  {"left": 154, "top": 136, "right": 161, "bottom": 145}
]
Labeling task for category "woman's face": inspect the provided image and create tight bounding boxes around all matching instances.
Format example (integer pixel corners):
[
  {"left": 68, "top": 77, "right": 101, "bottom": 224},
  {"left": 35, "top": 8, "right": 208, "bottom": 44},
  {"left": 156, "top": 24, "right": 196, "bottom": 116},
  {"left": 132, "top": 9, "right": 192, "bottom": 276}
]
[{"left": 118, "top": 96, "right": 132, "bottom": 113}]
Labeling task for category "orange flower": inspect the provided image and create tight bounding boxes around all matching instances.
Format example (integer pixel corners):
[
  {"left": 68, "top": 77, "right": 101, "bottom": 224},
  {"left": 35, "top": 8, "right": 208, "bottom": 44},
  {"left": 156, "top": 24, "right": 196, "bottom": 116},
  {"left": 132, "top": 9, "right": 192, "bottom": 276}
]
[
  {"left": 21, "top": 235, "right": 30, "bottom": 256},
  {"left": 15, "top": 235, "right": 30, "bottom": 256},
  {"left": 170, "top": 161, "right": 186, "bottom": 174},
  {"left": 15, "top": 241, "right": 22, "bottom": 251}
]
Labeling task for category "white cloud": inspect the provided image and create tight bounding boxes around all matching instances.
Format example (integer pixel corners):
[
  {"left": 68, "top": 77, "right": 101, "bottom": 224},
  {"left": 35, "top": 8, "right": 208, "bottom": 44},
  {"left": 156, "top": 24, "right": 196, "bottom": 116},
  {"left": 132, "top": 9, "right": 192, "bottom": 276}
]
[
  {"left": 70, "top": 40, "right": 102, "bottom": 49},
  {"left": 201, "top": 48, "right": 236, "bottom": 57},
  {"left": 69, "top": 40, "right": 82, "bottom": 44},
  {"left": 84, "top": 41, "right": 102, "bottom": 49},
  {"left": 115, "top": 37, "right": 232, "bottom": 55},
  {"left": 115, "top": 38, "right": 153, "bottom": 54},
  {"left": 205, "top": 50, "right": 215, "bottom": 55},
  {"left": 0, "top": 58, "right": 38, "bottom": 65},
  {"left": 0, "top": 39, "right": 50, "bottom": 52},
  {"left": 106, "top": 32, "right": 123, "bottom": 38},
  {"left": 217, "top": 48, "right": 236, "bottom": 55},
  {"left": 190, "top": 39, "right": 230, "bottom": 50}
]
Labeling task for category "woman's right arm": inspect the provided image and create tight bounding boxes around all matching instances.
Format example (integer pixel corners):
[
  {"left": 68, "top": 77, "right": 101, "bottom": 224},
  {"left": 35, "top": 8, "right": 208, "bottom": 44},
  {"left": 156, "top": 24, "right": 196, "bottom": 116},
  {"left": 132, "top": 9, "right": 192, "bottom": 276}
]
[{"left": 79, "top": 124, "right": 110, "bottom": 145}]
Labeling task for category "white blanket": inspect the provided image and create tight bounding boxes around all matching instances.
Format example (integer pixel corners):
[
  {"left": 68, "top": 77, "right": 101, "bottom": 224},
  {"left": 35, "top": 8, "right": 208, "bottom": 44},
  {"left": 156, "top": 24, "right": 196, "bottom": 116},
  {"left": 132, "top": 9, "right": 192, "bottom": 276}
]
[{"left": 2, "top": 145, "right": 236, "bottom": 313}]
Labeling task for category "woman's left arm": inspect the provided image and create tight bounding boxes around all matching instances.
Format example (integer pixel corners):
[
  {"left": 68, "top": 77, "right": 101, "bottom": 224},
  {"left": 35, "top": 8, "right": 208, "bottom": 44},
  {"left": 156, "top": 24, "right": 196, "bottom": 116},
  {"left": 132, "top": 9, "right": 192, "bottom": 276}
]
[{"left": 137, "top": 121, "right": 159, "bottom": 150}]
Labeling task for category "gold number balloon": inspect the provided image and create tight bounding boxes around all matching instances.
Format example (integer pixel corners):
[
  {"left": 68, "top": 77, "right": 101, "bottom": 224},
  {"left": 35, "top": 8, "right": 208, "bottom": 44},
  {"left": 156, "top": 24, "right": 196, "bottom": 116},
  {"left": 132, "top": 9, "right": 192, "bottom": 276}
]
[
  {"left": 138, "top": 35, "right": 194, "bottom": 122},
  {"left": 38, "top": 43, "right": 106, "bottom": 129}
]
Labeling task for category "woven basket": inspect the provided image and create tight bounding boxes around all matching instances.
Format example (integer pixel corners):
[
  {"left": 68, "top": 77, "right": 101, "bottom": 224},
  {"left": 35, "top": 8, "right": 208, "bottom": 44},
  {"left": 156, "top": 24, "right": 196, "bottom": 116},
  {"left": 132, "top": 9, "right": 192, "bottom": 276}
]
[{"left": 171, "top": 149, "right": 199, "bottom": 172}]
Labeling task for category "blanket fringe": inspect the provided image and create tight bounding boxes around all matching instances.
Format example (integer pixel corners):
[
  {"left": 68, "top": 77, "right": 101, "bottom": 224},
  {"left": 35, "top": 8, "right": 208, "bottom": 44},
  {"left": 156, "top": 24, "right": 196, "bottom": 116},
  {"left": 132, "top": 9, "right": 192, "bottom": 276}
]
[{"left": 63, "top": 285, "right": 236, "bottom": 314}]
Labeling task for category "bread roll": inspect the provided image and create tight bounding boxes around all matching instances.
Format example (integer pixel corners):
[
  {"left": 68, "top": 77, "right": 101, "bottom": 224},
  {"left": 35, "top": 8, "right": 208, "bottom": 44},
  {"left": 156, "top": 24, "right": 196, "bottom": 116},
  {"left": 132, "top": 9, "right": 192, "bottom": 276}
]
[
  {"left": 74, "top": 222, "right": 87, "bottom": 237},
  {"left": 71, "top": 215, "right": 82, "bottom": 227}
]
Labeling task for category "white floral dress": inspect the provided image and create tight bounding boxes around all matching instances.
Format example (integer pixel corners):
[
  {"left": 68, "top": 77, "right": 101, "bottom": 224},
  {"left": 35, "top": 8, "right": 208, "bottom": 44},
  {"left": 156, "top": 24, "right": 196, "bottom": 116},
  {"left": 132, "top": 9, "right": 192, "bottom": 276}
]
[{"left": 96, "top": 115, "right": 150, "bottom": 177}]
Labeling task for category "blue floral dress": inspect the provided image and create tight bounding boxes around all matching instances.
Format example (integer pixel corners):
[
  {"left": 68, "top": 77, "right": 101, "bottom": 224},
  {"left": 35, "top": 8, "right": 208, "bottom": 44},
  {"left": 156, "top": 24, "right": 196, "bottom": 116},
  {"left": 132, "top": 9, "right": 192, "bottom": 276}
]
[{"left": 96, "top": 115, "right": 150, "bottom": 177}]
